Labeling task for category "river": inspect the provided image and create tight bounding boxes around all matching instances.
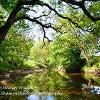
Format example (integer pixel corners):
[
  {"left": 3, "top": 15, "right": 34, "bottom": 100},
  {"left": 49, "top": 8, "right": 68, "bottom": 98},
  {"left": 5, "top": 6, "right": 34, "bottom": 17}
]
[{"left": 0, "top": 69, "right": 100, "bottom": 100}]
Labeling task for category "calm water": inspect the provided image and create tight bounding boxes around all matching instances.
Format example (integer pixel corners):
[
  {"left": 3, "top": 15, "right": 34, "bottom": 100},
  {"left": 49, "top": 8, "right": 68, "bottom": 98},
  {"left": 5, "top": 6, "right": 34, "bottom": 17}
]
[{"left": 0, "top": 70, "right": 100, "bottom": 100}]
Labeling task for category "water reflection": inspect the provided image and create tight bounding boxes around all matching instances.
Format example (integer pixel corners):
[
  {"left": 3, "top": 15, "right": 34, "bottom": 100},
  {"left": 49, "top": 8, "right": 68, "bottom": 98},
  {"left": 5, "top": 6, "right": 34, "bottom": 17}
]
[
  {"left": 27, "top": 95, "right": 54, "bottom": 100},
  {"left": 0, "top": 70, "right": 100, "bottom": 100}
]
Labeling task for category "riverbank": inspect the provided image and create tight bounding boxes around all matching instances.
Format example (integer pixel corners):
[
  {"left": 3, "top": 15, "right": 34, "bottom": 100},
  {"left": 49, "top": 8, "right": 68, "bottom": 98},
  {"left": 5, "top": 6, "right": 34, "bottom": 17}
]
[
  {"left": 0, "top": 68, "right": 45, "bottom": 79},
  {"left": 0, "top": 68, "right": 45, "bottom": 86},
  {"left": 0, "top": 61, "right": 100, "bottom": 78}
]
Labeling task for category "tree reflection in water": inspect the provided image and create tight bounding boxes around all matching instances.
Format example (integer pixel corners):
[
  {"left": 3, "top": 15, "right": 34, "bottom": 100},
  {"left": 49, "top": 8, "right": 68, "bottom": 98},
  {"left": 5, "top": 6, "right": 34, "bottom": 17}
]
[{"left": 0, "top": 70, "right": 100, "bottom": 100}]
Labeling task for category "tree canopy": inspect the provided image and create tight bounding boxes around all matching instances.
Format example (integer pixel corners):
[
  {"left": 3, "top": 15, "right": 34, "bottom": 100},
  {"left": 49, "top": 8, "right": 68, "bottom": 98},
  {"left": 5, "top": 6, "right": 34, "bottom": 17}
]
[
  {"left": 0, "top": 0, "right": 100, "bottom": 43},
  {"left": 0, "top": 0, "right": 100, "bottom": 72}
]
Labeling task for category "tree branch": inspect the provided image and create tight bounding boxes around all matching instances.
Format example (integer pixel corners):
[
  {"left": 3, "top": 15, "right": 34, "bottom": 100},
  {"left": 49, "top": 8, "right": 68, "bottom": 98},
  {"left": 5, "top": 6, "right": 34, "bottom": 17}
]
[
  {"left": 15, "top": 14, "right": 63, "bottom": 34},
  {"left": 38, "top": 2, "right": 85, "bottom": 29},
  {"left": 80, "top": 4, "right": 100, "bottom": 21},
  {"left": 0, "top": 0, "right": 22, "bottom": 42},
  {"left": 0, "top": 0, "right": 99, "bottom": 43},
  {"left": 61, "top": 0, "right": 100, "bottom": 21}
]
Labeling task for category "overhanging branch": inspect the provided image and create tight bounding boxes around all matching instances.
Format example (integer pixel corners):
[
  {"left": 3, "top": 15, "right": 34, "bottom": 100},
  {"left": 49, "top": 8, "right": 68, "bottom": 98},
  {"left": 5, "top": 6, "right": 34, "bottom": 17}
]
[
  {"left": 38, "top": 2, "right": 92, "bottom": 31},
  {"left": 61, "top": 0, "right": 100, "bottom": 21},
  {"left": 15, "top": 14, "right": 63, "bottom": 34}
]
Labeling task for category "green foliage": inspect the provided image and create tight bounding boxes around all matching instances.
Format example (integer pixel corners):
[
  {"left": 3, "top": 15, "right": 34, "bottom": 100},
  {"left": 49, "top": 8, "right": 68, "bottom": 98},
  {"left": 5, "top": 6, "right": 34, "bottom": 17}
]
[
  {"left": 89, "top": 2, "right": 100, "bottom": 17},
  {"left": 49, "top": 33, "right": 82, "bottom": 72},
  {"left": 25, "top": 41, "right": 49, "bottom": 68},
  {"left": 55, "top": 5, "right": 100, "bottom": 67},
  {"left": 0, "top": 32, "right": 32, "bottom": 70},
  {"left": 0, "top": 4, "right": 8, "bottom": 27},
  {"left": 0, "top": 63, "right": 13, "bottom": 71},
  {"left": 0, "top": 0, "right": 18, "bottom": 12},
  {"left": 82, "top": 33, "right": 99, "bottom": 56},
  {"left": 0, "top": 1, "right": 29, "bottom": 29},
  {"left": 0, "top": 0, "right": 99, "bottom": 73}
]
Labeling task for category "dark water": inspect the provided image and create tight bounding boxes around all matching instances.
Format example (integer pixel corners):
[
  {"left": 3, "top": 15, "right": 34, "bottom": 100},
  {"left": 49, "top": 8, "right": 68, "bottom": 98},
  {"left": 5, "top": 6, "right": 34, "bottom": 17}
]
[{"left": 0, "top": 70, "right": 100, "bottom": 100}]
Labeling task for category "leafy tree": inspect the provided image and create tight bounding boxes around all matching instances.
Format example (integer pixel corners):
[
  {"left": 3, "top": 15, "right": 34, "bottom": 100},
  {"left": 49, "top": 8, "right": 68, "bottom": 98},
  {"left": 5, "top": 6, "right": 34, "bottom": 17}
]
[
  {"left": 49, "top": 33, "right": 82, "bottom": 72},
  {"left": 0, "top": 30, "right": 32, "bottom": 70},
  {"left": 54, "top": 6, "right": 100, "bottom": 66}
]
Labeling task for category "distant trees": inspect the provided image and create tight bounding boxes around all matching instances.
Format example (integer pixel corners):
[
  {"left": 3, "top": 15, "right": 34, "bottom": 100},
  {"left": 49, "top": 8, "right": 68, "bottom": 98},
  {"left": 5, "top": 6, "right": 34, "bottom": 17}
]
[{"left": 26, "top": 41, "right": 49, "bottom": 68}]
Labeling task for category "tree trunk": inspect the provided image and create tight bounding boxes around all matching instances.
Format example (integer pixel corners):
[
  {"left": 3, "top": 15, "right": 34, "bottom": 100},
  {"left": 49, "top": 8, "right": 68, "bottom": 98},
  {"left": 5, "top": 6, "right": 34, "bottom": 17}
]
[
  {"left": 0, "top": 26, "right": 7, "bottom": 43},
  {"left": 0, "top": 1, "right": 22, "bottom": 44},
  {"left": 0, "top": 0, "right": 39, "bottom": 44}
]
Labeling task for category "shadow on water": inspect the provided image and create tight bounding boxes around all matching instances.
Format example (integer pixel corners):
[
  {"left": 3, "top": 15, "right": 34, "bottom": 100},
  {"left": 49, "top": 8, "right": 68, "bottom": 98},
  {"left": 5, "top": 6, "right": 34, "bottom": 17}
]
[{"left": 0, "top": 69, "right": 100, "bottom": 100}]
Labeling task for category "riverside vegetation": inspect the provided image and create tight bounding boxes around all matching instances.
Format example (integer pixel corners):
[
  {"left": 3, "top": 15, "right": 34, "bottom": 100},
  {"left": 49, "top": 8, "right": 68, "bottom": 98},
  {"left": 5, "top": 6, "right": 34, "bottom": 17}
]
[{"left": 0, "top": 0, "right": 100, "bottom": 100}]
